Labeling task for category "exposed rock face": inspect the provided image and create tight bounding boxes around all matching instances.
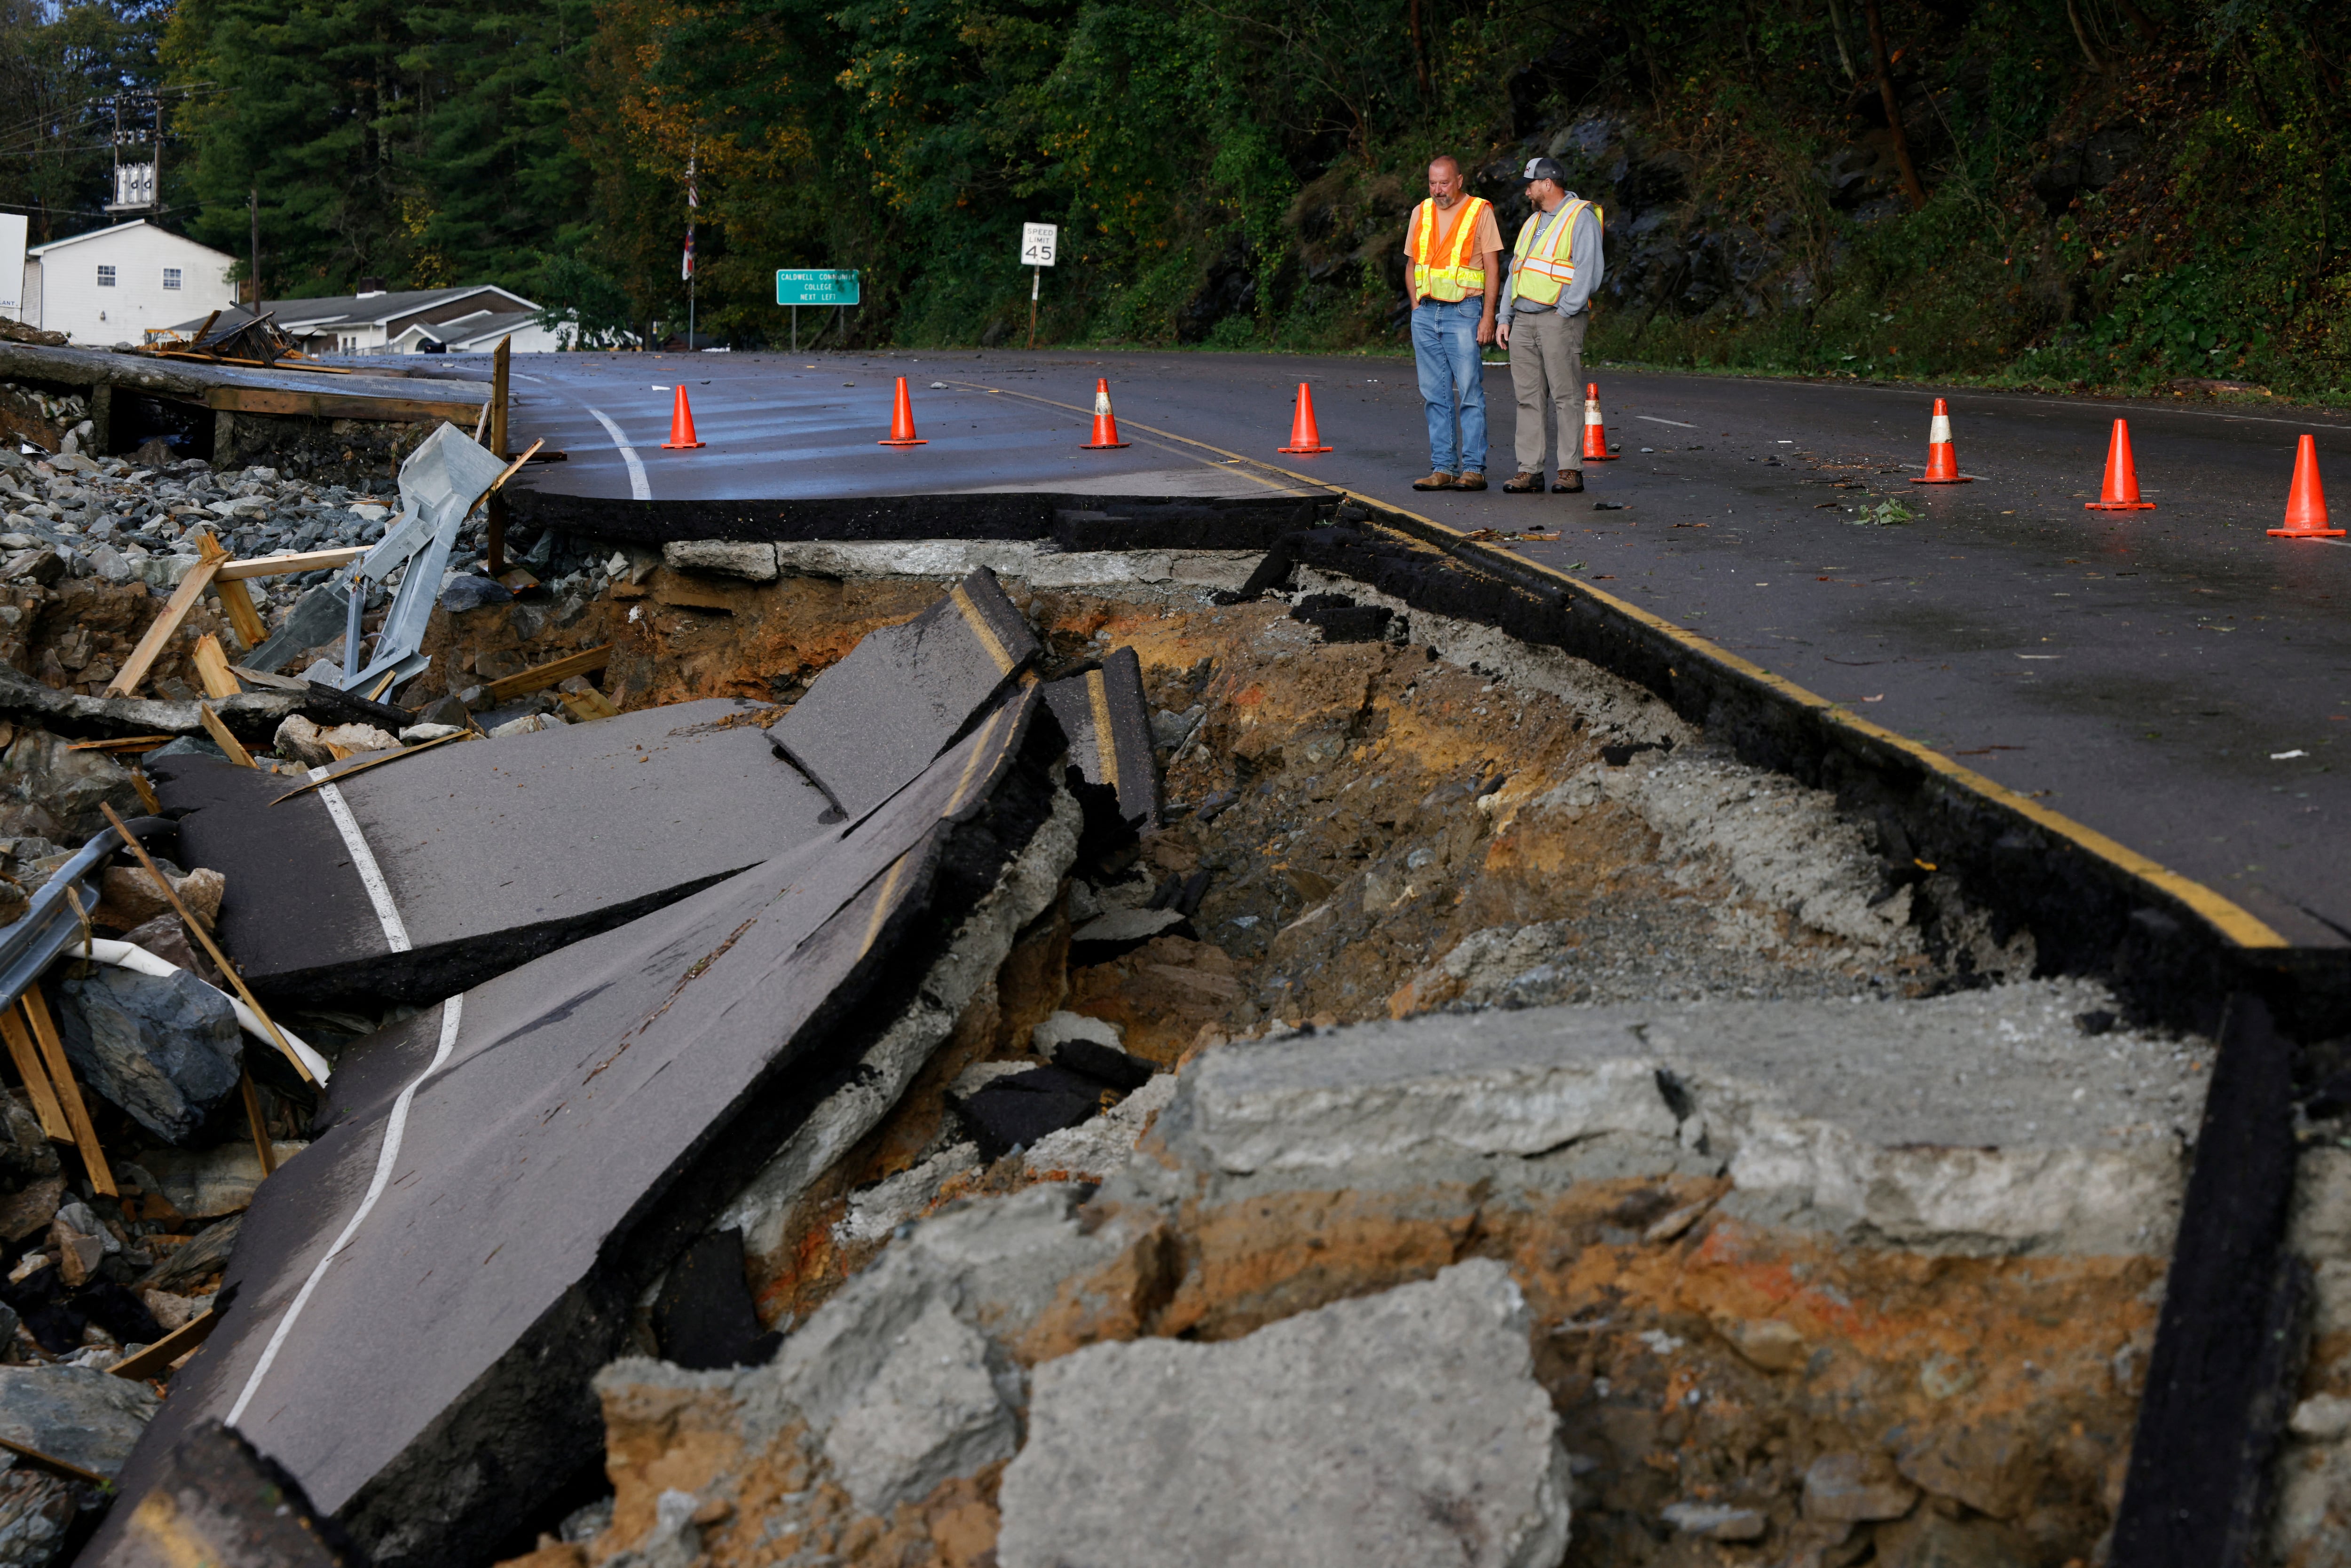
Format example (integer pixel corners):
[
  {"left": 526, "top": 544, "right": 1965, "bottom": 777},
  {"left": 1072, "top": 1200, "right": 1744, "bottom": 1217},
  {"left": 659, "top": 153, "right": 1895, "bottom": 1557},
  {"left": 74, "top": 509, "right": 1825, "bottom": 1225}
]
[
  {"left": 996, "top": 1260, "right": 1570, "bottom": 1568},
  {"left": 51, "top": 962, "right": 245, "bottom": 1144}
]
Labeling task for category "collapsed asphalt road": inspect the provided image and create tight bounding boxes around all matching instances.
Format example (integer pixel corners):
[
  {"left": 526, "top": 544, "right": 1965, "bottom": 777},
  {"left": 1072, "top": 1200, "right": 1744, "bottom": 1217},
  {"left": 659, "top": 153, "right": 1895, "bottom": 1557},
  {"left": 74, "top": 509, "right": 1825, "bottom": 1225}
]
[{"left": 507, "top": 349, "right": 2351, "bottom": 948}]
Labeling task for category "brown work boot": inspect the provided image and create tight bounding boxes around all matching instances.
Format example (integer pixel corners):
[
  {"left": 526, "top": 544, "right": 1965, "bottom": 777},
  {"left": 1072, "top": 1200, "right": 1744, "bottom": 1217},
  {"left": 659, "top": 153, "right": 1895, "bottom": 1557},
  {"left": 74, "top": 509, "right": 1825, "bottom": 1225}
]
[
  {"left": 1455, "top": 471, "right": 1488, "bottom": 491},
  {"left": 1412, "top": 471, "right": 1456, "bottom": 490},
  {"left": 1502, "top": 472, "right": 1543, "bottom": 493},
  {"left": 1554, "top": 469, "right": 1585, "bottom": 493}
]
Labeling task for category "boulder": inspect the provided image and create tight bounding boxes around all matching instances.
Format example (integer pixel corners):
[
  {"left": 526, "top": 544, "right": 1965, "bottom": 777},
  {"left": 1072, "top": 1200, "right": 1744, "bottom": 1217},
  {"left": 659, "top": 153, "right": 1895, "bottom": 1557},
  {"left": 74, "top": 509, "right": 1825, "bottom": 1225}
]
[
  {"left": 51, "top": 963, "right": 243, "bottom": 1144},
  {"left": 0, "top": 1100, "right": 58, "bottom": 1189},
  {"left": 127, "top": 1141, "right": 308, "bottom": 1219},
  {"left": 995, "top": 1259, "right": 1570, "bottom": 1568},
  {"left": 0, "top": 728, "right": 140, "bottom": 843},
  {"left": 0, "top": 1365, "right": 160, "bottom": 1478}
]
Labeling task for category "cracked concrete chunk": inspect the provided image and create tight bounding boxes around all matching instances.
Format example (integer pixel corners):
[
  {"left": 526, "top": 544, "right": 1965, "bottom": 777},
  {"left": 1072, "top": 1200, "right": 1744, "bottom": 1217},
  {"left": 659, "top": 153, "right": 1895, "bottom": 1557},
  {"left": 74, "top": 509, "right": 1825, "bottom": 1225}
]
[
  {"left": 663, "top": 539, "right": 777, "bottom": 581},
  {"left": 819, "top": 1296, "right": 1017, "bottom": 1513},
  {"left": 995, "top": 1259, "right": 1570, "bottom": 1568}
]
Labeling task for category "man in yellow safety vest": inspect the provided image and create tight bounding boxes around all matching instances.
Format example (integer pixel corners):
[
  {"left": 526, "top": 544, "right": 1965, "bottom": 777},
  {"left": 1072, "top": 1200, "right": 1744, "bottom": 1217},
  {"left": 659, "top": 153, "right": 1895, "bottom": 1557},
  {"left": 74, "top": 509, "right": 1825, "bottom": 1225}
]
[
  {"left": 1402, "top": 154, "right": 1503, "bottom": 491},
  {"left": 1496, "top": 157, "right": 1606, "bottom": 494}
]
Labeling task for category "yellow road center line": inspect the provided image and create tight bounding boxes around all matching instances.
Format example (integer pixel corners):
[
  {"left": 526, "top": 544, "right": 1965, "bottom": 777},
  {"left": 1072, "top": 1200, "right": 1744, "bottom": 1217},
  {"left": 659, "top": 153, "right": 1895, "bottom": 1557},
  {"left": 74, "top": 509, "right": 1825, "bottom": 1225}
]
[
  {"left": 950, "top": 582, "right": 1016, "bottom": 675},
  {"left": 1085, "top": 669, "right": 1120, "bottom": 793}
]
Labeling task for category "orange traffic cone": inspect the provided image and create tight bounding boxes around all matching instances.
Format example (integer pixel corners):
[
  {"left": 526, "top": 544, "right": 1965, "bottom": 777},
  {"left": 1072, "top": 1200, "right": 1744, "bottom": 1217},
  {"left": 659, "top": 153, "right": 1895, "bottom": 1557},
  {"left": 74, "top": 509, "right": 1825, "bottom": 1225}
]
[
  {"left": 878, "top": 377, "right": 928, "bottom": 447},
  {"left": 2270, "top": 434, "right": 2343, "bottom": 538},
  {"left": 2084, "top": 419, "right": 2154, "bottom": 511},
  {"left": 1909, "top": 397, "right": 1970, "bottom": 484},
  {"left": 1579, "top": 383, "right": 1617, "bottom": 462},
  {"left": 1278, "top": 382, "right": 1332, "bottom": 454},
  {"left": 660, "top": 385, "right": 704, "bottom": 449},
  {"left": 1081, "top": 378, "right": 1129, "bottom": 449}
]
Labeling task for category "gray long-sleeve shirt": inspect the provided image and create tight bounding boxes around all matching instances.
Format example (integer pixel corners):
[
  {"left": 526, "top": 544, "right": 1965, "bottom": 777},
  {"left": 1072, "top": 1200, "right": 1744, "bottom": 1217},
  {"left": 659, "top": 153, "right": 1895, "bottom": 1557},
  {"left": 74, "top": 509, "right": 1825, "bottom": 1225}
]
[{"left": 1499, "top": 194, "right": 1605, "bottom": 316}]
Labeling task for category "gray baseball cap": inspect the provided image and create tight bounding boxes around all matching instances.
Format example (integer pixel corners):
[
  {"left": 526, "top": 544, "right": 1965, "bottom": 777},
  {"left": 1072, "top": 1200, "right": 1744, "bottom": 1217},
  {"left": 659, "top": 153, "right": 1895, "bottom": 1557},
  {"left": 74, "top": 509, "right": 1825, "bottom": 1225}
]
[{"left": 1520, "top": 157, "right": 1567, "bottom": 183}]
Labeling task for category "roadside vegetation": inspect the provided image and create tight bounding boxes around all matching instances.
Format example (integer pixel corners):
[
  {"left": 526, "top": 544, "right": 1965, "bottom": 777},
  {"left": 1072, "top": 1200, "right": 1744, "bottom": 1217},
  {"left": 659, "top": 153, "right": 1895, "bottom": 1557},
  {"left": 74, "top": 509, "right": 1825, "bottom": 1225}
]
[{"left": 3, "top": 0, "right": 2345, "bottom": 402}]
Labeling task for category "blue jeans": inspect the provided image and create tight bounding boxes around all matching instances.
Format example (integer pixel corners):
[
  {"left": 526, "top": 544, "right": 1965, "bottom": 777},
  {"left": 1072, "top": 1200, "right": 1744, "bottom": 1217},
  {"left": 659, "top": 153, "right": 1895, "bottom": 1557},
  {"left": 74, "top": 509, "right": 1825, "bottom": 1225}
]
[{"left": 1412, "top": 297, "right": 1488, "bottom": 474}]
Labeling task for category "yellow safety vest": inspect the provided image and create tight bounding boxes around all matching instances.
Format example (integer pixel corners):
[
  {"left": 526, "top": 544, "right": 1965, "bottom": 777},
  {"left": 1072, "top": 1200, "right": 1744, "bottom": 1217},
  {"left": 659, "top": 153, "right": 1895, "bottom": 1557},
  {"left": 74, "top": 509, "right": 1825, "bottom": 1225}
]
[
  {"left": 1510, "top": 199, "right": 1600, "bottom": 306},
  {"left": 1410, "top": 196, "right": 1493, "bottom": 303}
]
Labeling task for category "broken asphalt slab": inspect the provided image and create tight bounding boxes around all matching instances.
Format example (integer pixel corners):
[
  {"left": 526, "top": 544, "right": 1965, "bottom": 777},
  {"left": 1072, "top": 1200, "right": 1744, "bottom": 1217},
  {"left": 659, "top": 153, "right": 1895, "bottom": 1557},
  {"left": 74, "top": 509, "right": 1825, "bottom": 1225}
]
[
  {"left": 148, "top": 698, "right": 836, "bottom": 1004},
  {"left": 90, "top": 683, "right": 1075, "bottom": 1568},
  {"left": 1043, "top": 645, "right": 1159, "bottom": 828},
  {"left": 770, "top": 566, "right": 1040, "bottom": 821}
]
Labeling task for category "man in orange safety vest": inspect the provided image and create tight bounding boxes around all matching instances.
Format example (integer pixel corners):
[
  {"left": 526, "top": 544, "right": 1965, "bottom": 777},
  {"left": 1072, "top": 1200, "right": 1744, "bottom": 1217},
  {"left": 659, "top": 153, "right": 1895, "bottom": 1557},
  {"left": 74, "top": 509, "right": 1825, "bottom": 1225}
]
[{"left": 1402, "top": 155, "right": 1503, "bottom": 492}]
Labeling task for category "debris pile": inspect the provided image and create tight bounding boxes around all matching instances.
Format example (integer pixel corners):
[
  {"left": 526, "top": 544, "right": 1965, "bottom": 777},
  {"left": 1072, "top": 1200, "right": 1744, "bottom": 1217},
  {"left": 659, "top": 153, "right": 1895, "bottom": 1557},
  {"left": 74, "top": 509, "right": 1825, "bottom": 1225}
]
[{"left": 0, "top": 441, "right": 2321, "bottom": 1565}]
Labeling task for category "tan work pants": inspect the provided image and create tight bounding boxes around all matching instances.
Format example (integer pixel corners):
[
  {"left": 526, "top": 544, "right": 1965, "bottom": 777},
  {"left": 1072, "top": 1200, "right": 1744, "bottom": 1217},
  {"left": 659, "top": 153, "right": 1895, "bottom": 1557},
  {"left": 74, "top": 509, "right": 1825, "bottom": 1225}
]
[{"left": 1509, "top": 307, "right": 1589, "bottom": 475}]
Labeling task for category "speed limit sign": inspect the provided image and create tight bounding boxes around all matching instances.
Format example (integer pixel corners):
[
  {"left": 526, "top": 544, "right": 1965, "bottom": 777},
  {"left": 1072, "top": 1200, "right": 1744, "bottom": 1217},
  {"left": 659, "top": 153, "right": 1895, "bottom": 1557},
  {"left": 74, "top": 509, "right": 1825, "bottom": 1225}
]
[{"left": 1020, "top": 222, "right": 1058, "bottom": 267}]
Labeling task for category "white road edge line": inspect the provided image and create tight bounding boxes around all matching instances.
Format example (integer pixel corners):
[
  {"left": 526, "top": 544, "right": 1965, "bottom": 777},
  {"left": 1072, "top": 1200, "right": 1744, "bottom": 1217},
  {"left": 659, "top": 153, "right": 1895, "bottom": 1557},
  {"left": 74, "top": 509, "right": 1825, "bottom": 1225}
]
[
  {"left": 588, "top": 407, "right": 652, "bottom": 501},
  {"left": 1636, "top": 415, "right": 1697, "bottom": 428},
  {"left": 311, "top": 770, "right": 412, "bottom": 953},
  {"left": 227, "top": 997, "right": 463, "bottom": 1431}
]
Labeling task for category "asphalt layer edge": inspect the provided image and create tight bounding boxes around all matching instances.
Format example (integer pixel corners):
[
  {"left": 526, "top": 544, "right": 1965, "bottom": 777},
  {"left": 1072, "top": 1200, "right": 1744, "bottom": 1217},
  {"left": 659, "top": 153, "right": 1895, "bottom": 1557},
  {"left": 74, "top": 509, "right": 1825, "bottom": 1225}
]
[{"left": 950, "top": 370, "right": 2288, "bottom": 956}]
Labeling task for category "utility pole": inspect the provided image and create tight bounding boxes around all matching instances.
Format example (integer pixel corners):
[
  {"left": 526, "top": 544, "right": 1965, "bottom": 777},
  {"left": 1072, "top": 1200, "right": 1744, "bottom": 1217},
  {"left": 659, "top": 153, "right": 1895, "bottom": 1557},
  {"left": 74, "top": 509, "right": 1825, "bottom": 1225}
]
[{"left": 248, "top": 186, "right": 260, "bottom": 309}]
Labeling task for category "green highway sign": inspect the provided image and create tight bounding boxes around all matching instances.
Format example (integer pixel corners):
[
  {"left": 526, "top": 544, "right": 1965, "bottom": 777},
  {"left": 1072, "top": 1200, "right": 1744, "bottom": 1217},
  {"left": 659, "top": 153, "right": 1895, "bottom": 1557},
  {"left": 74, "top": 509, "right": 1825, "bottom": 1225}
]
[{"left": 776, "top": 269, "right": 860, "bottom": 306}]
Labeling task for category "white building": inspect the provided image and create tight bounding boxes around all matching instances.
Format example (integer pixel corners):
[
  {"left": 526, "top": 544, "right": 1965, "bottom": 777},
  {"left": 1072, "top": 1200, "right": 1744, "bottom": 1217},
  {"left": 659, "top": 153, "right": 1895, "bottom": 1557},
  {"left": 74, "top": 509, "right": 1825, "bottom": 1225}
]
[
  {"left": 175, "top": 284, "right": 557, "bottom": 355},
  {"left": 16, "top": 220, "right": 237, "bottom": 346}
]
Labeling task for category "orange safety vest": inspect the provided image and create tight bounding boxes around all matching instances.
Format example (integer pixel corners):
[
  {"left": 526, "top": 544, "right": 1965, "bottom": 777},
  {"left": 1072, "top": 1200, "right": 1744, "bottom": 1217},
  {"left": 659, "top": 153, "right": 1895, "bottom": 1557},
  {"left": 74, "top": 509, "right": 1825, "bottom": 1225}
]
[
  {"left": 1509, "top": 199, "right": 1599, "bottom": 305},
  {"left": 1409, "top": 196, "right": 1493, "bottom": 303}
]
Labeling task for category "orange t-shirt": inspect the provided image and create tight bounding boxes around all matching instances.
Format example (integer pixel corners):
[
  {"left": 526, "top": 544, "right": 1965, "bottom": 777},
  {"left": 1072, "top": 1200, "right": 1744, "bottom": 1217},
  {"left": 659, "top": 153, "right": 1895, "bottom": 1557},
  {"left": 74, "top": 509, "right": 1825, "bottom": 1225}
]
[{"left": 1405, "top": 199, "right": 1503, "bottom": 299}]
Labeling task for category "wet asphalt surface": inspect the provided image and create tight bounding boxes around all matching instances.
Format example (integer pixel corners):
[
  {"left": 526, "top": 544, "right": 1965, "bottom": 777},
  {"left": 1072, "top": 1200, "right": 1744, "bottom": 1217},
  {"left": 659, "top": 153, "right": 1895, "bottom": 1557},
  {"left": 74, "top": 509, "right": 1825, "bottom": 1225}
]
[{"left": 504, "top": 347, "right": 2351, "bottom": 946}]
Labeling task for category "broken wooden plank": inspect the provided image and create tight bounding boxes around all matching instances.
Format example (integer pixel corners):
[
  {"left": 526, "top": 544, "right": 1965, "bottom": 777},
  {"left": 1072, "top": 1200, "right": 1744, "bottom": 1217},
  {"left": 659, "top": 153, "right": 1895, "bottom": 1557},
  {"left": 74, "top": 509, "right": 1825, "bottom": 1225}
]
[
  {"left": 268, "top": 730, "right": 468, "bottom": 804},
  {"left": 196, "top": 703, "right": 255, "bottom": 768},
  {"left": 66, "top": 735, "right": 176, "bottom": 753},
  {"left": 201, "top": 386, "right": 482, "bottom": 425},
  {"left": 127, "top": 766, "right": 161, "bottom": 815},
  {"left": 99, "top": 804, "right": 315, "bottom": 1087},
  {"left": 0, "top": 1434, "right": 110, "bottom": 1488},
  {"left": 215, "top": 546, "right": 367, "bottom": 582},
  {"left": 481, "top": 643, "right": 611, "bottom": 703},
  {"left": 190, "top": 635, "right": 240, "bottom": 700},
  {"left": 110, "top": 1308, "right": 222, "bottom": 1382},
  {"left": 103, "top": 533, "right": 227, "bottom": 698},
  {"left": 0, "top": 1006, "right": 71, "bottom": 1141},
  {"left": 20, "top": 987, "right": 116, "bottom": 1197},
  {"left": 557, "top": 687, "right": 620, "bottom": 723},
  {"left": 240, "top": 1070, "right": 277, "bottom": 1177},
  {"left": 212, "top": 577, "right": 268, "bottom": 649}
]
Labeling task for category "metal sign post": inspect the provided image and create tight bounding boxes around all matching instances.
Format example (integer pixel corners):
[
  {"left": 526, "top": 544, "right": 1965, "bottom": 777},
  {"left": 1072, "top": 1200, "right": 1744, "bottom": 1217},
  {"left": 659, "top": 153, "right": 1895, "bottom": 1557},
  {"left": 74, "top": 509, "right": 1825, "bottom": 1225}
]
[
  {"left": 1020, "top": 223, "right": 1057, "bottom": 349},
  {"left": 777, "top": 269, "right": 860, "bottom": 352}
]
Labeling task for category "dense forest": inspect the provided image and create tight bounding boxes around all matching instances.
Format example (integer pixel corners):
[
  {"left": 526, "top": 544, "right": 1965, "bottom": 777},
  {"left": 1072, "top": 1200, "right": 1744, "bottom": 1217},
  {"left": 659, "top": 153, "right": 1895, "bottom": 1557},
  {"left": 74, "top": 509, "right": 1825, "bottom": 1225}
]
[{"left": 3, "top": 0, "right": 2347, "bottom": 399}]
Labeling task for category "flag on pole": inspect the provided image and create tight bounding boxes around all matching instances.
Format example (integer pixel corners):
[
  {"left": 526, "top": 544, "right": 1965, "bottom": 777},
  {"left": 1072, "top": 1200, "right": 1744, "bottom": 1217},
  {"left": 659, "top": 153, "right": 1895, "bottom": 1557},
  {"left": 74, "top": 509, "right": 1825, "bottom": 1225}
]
[{"left": 682, "top": 226, "right": 694, "bottom": 280}]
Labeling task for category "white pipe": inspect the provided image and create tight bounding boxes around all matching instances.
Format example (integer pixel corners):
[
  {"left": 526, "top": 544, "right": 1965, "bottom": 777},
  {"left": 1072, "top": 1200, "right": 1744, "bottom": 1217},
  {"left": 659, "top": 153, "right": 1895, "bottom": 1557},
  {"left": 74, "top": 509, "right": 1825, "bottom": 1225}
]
[{"left": 77, "top": 939, "right": 333, "bottom": 1084}]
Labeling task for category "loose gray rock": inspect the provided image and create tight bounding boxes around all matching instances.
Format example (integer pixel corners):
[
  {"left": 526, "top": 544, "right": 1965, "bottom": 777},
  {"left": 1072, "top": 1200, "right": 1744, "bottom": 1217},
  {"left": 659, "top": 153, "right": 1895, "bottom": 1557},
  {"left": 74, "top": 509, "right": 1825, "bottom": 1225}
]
[
  {"left": 244, "top": 582, "right": 349, "bottom": 675},
  {"left": 0, "top": 1365, "right": 160, "bottom": 1478},
  {"left": 0, "top": 729, "right": 140, "bottom": 843},
  {"left": 439, "top": 575, "right": 512, "bottom": 615},
  {"left": 51, "top": 964, "right": 244, "bottom": 1144},
  {"left": 0, "top": 1469, "right": 77, "bottom": 1567},
  {"left": 996, "top": 1259, "right": 1571, "bottom": 1568}
]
